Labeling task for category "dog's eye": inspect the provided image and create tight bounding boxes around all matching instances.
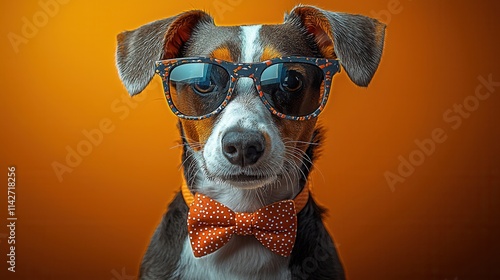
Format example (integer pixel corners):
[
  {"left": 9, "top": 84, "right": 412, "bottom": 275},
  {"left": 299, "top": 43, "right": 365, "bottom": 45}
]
[
  {"left": 280, "top": 70, "right": 303, "bottom": 93},
  {"left": 192, "top": 80, "right": 217, "bottom": 95}
]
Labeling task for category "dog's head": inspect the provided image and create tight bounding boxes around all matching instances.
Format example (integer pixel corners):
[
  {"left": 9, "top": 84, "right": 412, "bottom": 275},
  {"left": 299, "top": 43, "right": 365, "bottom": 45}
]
[{"left": 115, "top": 5, "right": 385, "bottom": 203}]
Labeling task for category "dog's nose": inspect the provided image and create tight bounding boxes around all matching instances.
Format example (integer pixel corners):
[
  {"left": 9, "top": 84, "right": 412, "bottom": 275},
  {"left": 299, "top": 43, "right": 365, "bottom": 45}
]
[{"left": 222, "top": 130, "right": 265, "bottom": 167}]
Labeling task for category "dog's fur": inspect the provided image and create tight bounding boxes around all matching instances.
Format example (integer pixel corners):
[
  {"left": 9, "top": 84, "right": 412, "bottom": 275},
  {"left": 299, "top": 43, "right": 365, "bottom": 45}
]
[{"left": 115, "top": 5, "right": 385, "bottom": 280}]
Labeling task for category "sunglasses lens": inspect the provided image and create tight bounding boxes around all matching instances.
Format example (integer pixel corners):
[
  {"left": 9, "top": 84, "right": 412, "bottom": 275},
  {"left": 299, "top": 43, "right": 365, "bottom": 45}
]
[
  {"left": 168, "top": 63, "right": 230, "bottom": 117},
  {"left": 261, "top": 63, "right": 325, "bottom": 117}
]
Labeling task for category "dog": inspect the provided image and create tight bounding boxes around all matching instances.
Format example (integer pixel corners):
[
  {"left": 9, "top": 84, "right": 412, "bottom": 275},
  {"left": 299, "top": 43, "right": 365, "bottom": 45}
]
[{"left": 115, "top": 5, "right": 385, "bottom": 279}]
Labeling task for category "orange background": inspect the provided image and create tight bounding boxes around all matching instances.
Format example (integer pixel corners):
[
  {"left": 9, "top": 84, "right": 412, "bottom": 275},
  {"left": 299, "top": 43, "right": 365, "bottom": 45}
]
[{"left": 1, "top": 0, "right": 499, "bottom": 279}]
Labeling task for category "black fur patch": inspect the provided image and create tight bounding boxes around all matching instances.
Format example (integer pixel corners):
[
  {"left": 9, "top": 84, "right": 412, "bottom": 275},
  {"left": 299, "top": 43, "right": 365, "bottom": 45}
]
[{"left": 289, "top": 196, "right": 345, "bottom": 279}]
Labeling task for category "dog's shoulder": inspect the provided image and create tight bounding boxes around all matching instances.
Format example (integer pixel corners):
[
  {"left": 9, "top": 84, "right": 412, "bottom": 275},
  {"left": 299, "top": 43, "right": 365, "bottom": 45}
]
[
  {"left": 290, "top": 195, "right": 345, "bottom": 280},
  {"left": 139, "top": 192, "right": 188, "bottom": 279}
]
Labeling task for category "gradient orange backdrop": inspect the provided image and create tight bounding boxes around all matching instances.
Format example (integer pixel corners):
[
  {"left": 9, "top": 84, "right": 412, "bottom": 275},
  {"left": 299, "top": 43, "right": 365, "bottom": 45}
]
[{"left": 1, "top": 0, "right": 499, "bottom": 279}]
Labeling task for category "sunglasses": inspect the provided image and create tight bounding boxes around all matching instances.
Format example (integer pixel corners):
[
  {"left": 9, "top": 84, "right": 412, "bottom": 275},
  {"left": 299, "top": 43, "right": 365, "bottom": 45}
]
[{"left": 154, "top": 56, "right": 340, "bottom": 121}]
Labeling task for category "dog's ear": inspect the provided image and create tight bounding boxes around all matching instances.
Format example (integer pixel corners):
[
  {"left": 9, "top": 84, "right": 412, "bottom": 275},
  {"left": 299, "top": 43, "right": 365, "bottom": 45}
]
[
  {"left": 116, "top": 11, "right": 213, "bottom": 95},
  {"left": 286, "top": 5, "right": 386, "bottom": 87}
]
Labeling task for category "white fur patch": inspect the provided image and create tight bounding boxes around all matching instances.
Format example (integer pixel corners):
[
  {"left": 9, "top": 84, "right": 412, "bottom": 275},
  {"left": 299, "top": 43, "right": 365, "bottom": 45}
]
[
  {"left": 241, "top": 25, "right": 262, "bottom": 63},
  {"left": 176, "top": 236, "right": 291, "bottom": 280}
]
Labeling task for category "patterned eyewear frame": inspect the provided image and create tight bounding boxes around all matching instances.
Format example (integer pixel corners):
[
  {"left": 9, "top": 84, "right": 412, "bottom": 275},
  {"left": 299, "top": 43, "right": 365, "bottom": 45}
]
[{"left": 154, "top": 56, "right": 340, "bottom": 121}]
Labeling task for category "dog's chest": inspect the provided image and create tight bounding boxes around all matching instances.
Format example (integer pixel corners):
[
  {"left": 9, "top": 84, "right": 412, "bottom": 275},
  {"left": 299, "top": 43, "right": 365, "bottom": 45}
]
[{"left": 175, "top": 235, "right": 291, "bottom": 279}]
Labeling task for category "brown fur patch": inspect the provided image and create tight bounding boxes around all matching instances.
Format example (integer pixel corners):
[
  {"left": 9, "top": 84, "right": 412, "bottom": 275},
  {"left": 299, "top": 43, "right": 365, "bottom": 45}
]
[
  {"left": 292, "top": 7, "right": 337, "bottom": 59},
  {"left": 163, "top": 11, "right": 209, "bottom": 59},
  {"left": 261, "top": 46, "right": 282, "bottom": 61},
  {"left": 211, "top": 47, "right": 234, "bottom": 62},
  {"left": 179, "top": 118, "right": 216, "bottom": 151}
]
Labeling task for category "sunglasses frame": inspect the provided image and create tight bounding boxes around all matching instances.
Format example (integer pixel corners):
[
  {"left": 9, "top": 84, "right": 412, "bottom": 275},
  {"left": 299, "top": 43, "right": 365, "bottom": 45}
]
[{"left": 154, "top": 56, "right": 340, "bottom": 121}]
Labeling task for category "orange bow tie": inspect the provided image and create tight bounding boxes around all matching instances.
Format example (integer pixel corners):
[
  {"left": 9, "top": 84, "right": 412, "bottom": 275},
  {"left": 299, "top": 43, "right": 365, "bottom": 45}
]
[{"left": 182, "top": 182, "right": 310, "bottom": 258}]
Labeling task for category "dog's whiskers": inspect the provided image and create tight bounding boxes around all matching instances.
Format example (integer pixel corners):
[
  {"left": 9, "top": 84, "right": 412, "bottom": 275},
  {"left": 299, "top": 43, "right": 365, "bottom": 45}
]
[
  {"left": 256, "top": 187, "right": 266, "bottom": 208},
  {"left": 283, "top": 142, "right": 325, "bottom": 182},
  {"left": 179, "top": 150, "right": 198, "bottom": 171},
  {"left": 283, "top": 139, "right": 320, "bottom": 146},
  {"left": 284, "top": 158, "right": 307, "bottom": 184},
  {"left": 285, "top": 150, "right": 311, "bottom": 174}
]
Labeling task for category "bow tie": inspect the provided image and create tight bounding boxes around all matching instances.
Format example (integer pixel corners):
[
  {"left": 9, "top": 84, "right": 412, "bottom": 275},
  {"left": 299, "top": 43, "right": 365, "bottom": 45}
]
[{"left": 182, "top": 182, "right": 310, "bottom": 258}]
